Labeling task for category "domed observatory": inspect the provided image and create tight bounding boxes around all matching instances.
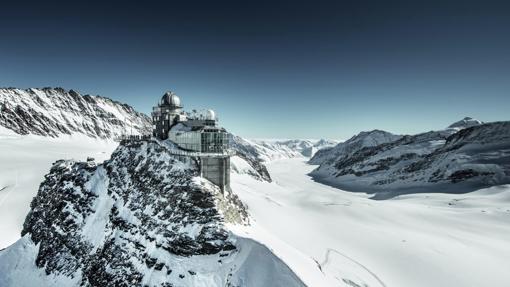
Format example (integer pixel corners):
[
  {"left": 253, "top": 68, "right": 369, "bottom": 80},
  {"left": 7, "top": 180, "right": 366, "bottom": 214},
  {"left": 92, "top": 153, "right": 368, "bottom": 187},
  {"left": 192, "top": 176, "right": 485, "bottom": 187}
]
[
  {"left": 152, "top": 91, "right": 231, "bottom": 192},
  {"left": 152, "top": 91, "right": 185, "bottom": 140}
]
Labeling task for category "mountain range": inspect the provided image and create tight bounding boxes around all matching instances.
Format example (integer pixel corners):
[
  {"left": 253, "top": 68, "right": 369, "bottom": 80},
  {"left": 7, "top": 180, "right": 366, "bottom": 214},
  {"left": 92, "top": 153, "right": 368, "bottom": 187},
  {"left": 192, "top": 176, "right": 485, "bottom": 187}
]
[
  {"left": 0, "top": 87, "right": 336, "bottom": 183},
  {"left": 0, "top": 87, "right": 151, "bottom": 138},
  {"left": 1, "top": 87, "right": 509, "bottom": 286},
  {"left": 310, "top": 117, "right": 510, "bottom": 198}
]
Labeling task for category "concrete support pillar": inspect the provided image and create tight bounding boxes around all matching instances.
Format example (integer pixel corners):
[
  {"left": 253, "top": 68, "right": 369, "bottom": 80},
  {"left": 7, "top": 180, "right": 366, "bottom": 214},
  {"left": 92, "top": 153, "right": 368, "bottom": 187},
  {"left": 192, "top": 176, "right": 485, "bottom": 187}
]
[{"left": 200, "top": 156, "right": 230, "bottom": 193}]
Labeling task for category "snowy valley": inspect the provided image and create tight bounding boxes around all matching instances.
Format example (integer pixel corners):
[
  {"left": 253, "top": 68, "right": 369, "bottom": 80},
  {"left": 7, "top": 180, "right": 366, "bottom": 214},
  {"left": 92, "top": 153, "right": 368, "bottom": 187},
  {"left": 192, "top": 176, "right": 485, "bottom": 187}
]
[{"left": 0, "top": 89, "right": 509, "bottom": 287}]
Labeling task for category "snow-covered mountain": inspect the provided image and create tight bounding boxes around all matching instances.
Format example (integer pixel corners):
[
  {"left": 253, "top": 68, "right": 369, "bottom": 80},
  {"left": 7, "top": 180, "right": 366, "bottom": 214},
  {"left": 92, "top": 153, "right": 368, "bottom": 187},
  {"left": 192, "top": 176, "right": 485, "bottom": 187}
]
[
  {"left": 0, "top": 87, "right": 151, "bottom": 139},
  {"left": 447, "top": 116, "right": 484, "bottom": 130},
  {"left": 233, "top": 137, "right": 337, "bottom": 163},
  {"left": 309, "top": 129, "right": 402, "bottom": 165},
  {"left": 0, "top": 140, "right": 305, "bottom": 287},
  {"left": 310, "top": 118, "right": 510, "bottom": 196}
]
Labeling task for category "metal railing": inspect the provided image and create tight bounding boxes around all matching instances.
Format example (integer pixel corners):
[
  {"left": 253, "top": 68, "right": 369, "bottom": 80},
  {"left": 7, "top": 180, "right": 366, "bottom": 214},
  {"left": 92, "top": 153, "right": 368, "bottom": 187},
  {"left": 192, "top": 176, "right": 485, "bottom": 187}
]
[{"left": 116, "top": 135, "right": 233, "bottom": 158}]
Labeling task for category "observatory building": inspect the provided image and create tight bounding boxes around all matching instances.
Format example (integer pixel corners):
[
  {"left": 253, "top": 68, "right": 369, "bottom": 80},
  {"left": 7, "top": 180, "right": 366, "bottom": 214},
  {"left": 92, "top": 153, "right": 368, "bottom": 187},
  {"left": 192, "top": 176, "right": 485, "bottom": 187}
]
[{"left": 152, "top": 91, "right": 231, "bottom": 192}]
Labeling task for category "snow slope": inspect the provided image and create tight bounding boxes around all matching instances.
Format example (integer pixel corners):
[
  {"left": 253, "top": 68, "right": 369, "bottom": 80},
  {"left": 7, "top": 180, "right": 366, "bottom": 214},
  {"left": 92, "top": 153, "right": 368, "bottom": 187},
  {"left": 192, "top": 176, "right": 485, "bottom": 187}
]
[
  {"left": 232, "top": 158, "right": 510, "bottom": 287},
  {"left": 0, "top": 133, "right": 118, "bottom": 248},
  {"left": 0, "top": 87, "right": 153, "bottom": 248},
  {"left": 1, "top": 135, "right": 509, "bottom": 286},
  {"left": 0, "top": 87, "right": 151, "bottom": 138}
]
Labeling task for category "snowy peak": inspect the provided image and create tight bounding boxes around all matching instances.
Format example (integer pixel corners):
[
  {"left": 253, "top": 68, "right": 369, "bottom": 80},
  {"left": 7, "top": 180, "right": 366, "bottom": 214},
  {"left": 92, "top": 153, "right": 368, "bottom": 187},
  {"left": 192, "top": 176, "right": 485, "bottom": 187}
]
[
  {"left": 447, "top": 117, "right": 483, "bottom": 130},
  {"left": 309, "top": 129, "right": 401, "bottom": 165},
  {"left": 0, "top": 87, "right": 151, "bottom": 139},
  {"left": 345, "top": 129, "right": 401, "bottom": 147}
]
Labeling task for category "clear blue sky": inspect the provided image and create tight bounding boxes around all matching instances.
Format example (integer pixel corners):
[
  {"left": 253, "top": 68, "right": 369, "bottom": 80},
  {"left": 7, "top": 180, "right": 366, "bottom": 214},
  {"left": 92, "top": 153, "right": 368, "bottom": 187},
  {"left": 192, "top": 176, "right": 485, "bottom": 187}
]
[{"left": 1, "top": 0, "right": 509, "bottom": 139}]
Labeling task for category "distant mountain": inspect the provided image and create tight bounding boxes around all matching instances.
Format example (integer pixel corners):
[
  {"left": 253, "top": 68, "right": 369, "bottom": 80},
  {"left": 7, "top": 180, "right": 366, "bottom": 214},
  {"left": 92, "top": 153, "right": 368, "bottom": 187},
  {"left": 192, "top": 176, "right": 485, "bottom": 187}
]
[
  {"left": 230, "top": 136, "right": 338, "bottom": 181},
  {"left": 310, "top": 118, "right": 510, "bottom": 197},
  {"left": 447, "top": 116, "right": 484, "bottom": 130},
  {"left": 309, "top": 130, "right": 402, "bottom": 165},
  {"left": 0, "top": 140, "right": 305, "bottom": 287},
  {"left": 239, "top": 138, "right": 338, "bottom": 162},
  {"left": 0, "top": 87, "right": 151, "bottom": 139}
]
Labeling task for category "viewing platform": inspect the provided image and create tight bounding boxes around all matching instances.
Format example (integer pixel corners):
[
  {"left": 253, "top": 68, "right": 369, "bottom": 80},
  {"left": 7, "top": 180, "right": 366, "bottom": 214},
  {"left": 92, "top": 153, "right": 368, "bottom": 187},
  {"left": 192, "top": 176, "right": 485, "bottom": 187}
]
[{"left": 117, "top": 135, "right": 234, "bottom": 158}]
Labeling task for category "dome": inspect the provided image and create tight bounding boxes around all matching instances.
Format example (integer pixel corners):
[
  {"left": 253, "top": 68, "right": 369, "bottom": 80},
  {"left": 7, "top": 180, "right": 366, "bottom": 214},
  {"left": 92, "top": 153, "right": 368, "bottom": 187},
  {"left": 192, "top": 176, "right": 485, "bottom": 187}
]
[
  {"left": 160, "top": 91, "right": 181, "bottom": 108},
  {"left": 206, "top": 109, "right": 216, "bottom": 121}
]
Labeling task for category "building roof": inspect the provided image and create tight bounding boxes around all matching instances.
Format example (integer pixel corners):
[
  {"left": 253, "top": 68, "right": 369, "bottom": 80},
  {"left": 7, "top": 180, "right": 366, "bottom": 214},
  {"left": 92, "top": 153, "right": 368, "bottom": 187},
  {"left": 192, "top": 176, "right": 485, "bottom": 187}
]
[{"left": 160, "top": 91, "right": 182, "bottom": 108}]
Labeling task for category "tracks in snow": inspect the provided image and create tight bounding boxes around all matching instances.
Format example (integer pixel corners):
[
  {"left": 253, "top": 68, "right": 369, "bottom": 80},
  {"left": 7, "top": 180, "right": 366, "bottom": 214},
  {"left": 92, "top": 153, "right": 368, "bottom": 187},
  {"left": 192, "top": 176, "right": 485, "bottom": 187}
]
[
  {"left": 319, "top": 248, "right": 387, "bottom": 287},
  {"left": 0, "top": 171, "right": 18, "bottom": 208}
]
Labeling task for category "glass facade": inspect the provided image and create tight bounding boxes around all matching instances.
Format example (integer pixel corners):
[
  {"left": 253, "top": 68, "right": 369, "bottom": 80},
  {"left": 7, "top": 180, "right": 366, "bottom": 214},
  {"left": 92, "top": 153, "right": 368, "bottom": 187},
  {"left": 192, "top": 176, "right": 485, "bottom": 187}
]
[
  {"left": 201, "top": 131, "right": 229, "bottom": 153},
  {"left": 169, "top": 130, "right": 230, "bottom": 154}
]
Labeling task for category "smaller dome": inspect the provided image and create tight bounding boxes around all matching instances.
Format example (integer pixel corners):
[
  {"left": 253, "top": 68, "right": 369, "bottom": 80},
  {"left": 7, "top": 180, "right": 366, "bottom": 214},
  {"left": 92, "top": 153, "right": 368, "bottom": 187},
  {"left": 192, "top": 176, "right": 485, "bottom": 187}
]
[
  {"left": 161, "top": 91, "right": 181, "bottom": 108},
  {"left": 206, "top": 109, "right": 216, "bottom": 121}
]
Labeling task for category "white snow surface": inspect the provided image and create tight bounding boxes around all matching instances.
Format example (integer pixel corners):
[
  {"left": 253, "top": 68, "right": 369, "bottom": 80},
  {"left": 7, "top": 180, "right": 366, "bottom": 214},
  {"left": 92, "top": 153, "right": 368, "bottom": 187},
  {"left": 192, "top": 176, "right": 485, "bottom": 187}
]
[
  {"left": 0, "top": 138, "right": 306, "bottom": 287},
  {"left": 0, "top": 236, "right": 79, "bottom": 287},
  {"left": 1, "top": 129, "right": 509, "bottom": 286},
  {"left": 0, "top": 133, "right": 118, "bottom": 248},
  {"left": 0, "top": 233, "right": 305, "bottom": 287},
  {"left": 231, "top": 158, "right": 510, "bottom": 287}
]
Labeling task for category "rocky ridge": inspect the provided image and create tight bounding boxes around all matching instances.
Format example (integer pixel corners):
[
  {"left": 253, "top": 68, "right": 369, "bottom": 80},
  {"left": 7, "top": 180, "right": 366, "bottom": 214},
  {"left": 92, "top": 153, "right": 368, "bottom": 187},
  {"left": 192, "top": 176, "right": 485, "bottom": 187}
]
[{"left": 0, "top": 87, "right": 151, "bottom": 138}]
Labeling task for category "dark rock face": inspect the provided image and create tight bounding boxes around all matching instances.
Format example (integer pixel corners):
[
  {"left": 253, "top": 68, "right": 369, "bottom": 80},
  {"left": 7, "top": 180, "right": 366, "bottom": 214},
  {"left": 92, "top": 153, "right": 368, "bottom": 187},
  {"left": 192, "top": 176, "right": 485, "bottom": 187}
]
[
  {"left": 0, "top": 87, "right": 151, "bottom": 138},
  {"left": 448, "top": 169, "right": 494, "bottom": 183},
  {"left": 21, "top": 140, "right": 247, "bottom": 286}
]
